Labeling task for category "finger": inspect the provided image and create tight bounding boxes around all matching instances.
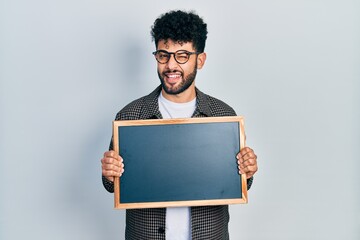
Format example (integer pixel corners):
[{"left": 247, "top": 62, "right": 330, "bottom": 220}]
[
  {"left": 101, "top": 156, "right": 123, "bottom": 166},
  {"left": 238, "top": 166, "right": 245, "bottom": 175},
  {"left": 102, "top": 162, "right": 125, "bottom": 175},
  {"left": 237, "top": 147, "right": 254, "bottom": 161},
  {"left": 238, "top": 157, "right": 257, "bottom": 168},
  {"left": 238, "top": 158, "right": 258, "bottom": 171},
  {"left": 102, "top": 162, "right": 123, "bottom": 172},
  {"left": 240, "top": 156, "right": 257, "bottom": 168},
  {"left": 103, "top": 151, "right": 122, "bottom": 161},
  {"left": 243, "top": 154, "right": 257, "bottom": 163},
  {"left": 104, "top": 150, "right": 116, "bottom": 157},
  {"left": 237, "top": 157, "right": 256, "bottom": 170},
  {"left": 102, "top": 169, "right": 122, "bottom": 178},
  {"left": 241, "top": 150, "right": 256, "bottom": 161},
  {"left": 101, "top": 159, "right": 122, "bottom": 169},
  {"left": 239, "top": 147, "right": 253, "bottom": 156},
  {"left": 239, "top": 164, "right": 258, "bottom": 176}
]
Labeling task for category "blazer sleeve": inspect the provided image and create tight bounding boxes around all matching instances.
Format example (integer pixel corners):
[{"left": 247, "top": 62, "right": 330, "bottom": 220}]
[{"left": 247, "top": 176, "right": 253, "bottom": 190}]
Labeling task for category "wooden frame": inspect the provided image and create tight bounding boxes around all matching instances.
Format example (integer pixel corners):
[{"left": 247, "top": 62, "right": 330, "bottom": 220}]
[{"left": 112, "top": 116, "right": 248, "bottom": 209}]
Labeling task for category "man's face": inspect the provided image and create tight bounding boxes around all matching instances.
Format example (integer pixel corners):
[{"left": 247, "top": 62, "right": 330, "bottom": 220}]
[{"left": 156, "top": 39, "right": 201, "bottom": 95}]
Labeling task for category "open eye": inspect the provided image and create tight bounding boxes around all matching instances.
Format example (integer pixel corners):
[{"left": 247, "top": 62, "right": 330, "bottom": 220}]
[
  {"left": 155, "top": 51, "right": 170, "bottom": 63},
  {"left": 158, "top": 52, "right": 169, "bottom": 59}
]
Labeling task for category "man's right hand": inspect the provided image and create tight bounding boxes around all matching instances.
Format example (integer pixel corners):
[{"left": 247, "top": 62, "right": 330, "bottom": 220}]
[{"left": 101, "top": 150, "right": 124, "bottom": 182}]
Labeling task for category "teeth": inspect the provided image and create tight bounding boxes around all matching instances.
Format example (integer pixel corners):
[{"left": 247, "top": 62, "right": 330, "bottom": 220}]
[{"left": 167, "top": 74, "right": 180, "bottom": 78}]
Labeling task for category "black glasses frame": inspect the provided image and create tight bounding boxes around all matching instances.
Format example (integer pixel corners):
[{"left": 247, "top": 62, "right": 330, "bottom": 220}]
[{"left": 152, "top": 50, "right": 199, "bottom": 64}]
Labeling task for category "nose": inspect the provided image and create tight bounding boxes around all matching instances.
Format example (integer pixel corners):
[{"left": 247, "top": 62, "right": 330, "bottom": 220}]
[{"left": 165, "top": 53, "right": 178, "bottom": 69}]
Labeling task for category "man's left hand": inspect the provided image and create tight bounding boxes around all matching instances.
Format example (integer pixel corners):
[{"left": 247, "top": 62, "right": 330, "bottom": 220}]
[{"left": 237, "top": 147, "right": 258, "bottom": 179}]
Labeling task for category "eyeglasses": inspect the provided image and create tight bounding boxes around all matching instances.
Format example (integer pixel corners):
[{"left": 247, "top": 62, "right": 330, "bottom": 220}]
[{"left": 152, "top": 50, "right": 199, "bottom": 64}]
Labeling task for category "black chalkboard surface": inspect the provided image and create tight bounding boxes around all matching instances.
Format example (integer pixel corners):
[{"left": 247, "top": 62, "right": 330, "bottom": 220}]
[{"left": 112, "top": 116, "right": 248, "bottom": 209}]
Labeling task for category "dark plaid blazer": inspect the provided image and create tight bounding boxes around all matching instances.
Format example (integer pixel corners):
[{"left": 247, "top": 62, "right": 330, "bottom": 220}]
[{"left": 102, "top": 85, "right": 253, "bottom": 240}]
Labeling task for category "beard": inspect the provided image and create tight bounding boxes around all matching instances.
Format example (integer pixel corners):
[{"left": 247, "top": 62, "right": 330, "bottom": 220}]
[{"left": 158, "top": 63, "right": 197, "bottom": 95}]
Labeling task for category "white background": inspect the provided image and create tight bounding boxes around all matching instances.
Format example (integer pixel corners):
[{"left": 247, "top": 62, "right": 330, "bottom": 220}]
[{"left": 1, "top": 0, "right": 359, "bottom": 239}]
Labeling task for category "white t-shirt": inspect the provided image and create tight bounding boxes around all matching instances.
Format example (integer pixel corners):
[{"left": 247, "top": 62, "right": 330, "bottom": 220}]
[{"left": 158, "top": 92, "right": 196, "bottom": 240}]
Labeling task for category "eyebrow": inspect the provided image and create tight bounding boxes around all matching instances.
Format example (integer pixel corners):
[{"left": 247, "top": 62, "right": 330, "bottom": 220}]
[{"left": 156, "top": 49, "right": 192, "bottom": 52}]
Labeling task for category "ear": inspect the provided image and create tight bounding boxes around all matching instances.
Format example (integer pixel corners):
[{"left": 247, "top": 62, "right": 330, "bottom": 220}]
[{"left": 196, "top": 52, "right": 207, "bottom": 69}]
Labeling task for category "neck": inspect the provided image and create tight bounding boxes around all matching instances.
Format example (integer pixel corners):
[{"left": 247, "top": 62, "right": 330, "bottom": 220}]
[{"left": 161, "top": 83, "right": 196, "bottom": 103}]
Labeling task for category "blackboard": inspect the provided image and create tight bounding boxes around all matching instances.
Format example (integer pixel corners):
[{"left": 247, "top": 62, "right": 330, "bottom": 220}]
[{"left": 112, "top": 116, "right": 248, "bottom": 209}]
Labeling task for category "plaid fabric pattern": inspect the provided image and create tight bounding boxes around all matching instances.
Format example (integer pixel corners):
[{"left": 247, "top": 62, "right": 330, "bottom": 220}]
[{"left": 102, "top": 85, "right": 253, "bottom": 239}]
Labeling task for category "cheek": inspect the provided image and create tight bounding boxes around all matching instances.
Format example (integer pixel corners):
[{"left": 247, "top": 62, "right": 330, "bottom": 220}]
[
  {"left": 184, "top": 66, "right": 192, "bottom": 73},
  {"left": 157, "top": 65, "right": 163, "bottom": 73},
  {"left": 183, "top": 64, "right": 195, "bottom": 74}
]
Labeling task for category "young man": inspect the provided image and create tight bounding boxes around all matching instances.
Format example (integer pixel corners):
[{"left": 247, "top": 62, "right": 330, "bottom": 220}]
[{"left": 101, "top": 10, "right": 258, "bottom": 240}]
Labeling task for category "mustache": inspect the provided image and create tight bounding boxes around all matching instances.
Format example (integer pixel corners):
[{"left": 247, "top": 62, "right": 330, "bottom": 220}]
[{"left": 163, "top": 69, "right": 183, "bottom": 74}]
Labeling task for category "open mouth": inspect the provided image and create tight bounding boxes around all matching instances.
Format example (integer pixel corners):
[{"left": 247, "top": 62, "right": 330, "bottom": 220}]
[{"left": 164, "top": 72, "right": 182, "bottom": 84}]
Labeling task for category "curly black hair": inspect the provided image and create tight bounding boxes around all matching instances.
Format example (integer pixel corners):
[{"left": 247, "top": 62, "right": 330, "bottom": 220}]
[{"left": 151, "top": 10, "right": 208, "bottom": 53}]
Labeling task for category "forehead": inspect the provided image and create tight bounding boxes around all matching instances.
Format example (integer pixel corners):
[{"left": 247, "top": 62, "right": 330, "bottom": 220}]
[{"left": 157, "top": 39, "right": 195, "bottom": 51}]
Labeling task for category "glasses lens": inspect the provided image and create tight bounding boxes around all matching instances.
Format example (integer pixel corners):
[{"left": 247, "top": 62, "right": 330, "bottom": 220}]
[
  {"left": 156, "top": 51, "right": 170, "bottom": 63},
  {"left": 175, "top": 51, "right": 190, "bottom": 64}
]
